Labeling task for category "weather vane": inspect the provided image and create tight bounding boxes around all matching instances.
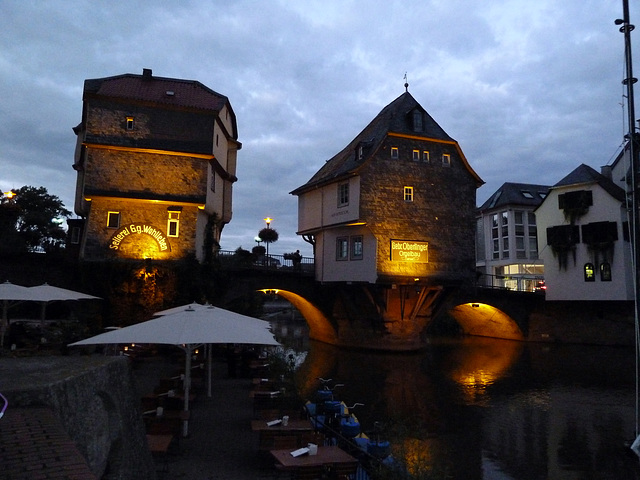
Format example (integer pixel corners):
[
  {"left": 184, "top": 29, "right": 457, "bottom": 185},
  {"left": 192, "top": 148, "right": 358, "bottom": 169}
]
[{"left": 404, "top": 72, "right": 409, "bottom": 92}]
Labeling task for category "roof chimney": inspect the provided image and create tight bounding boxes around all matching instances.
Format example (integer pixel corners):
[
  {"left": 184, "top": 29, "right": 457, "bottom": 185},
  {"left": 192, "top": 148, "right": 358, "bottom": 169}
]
[
  {"left": 142, "top": 68, "right": 152, "bottom": 79},
  {"left": 601, "top": 165, "right": 613, "bottom": 180}
]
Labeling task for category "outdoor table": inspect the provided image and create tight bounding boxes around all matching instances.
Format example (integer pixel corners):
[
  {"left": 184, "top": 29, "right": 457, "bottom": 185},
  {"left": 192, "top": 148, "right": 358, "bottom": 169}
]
[
  {"left": 270, "top": 445, "right": 357, "bottom": 470},
  {"left": 252, "top": 418, "right": 314, "bottom": 451},
  {"left": 146, "top": 434, "right": 173, "bottom": 474},
  {"left": 251, "top": 418, "right": 313, "bottom": 432}
]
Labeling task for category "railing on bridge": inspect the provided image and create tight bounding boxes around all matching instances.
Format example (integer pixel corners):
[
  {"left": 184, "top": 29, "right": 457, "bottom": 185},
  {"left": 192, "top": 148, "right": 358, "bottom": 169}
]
[
  {"left": 475, "top": 273, "right": 545, "bottom": 293},
  {"left": 216, "top": 250, "right": 314, "bottom": 274}
]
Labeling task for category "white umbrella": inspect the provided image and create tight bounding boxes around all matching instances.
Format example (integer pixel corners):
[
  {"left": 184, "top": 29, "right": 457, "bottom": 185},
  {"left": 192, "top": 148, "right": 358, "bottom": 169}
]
[
  {"left": 69, "top": 303, "right": 280, "bottom": 436},
  {"left": 0, "top": 281, "right": 33, "bottom": 348},
  {"left": 27, "top": 283, "right": 101, "bottom": 328}
]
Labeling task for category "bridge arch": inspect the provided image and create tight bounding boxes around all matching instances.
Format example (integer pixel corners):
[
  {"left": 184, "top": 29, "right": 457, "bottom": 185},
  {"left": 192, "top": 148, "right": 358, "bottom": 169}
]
[
  {"left": 258, "top": 289, "right": 338, "bottom": 344},
  {"left": 448, "top": 302, "right": 524, "bottom": 341}
]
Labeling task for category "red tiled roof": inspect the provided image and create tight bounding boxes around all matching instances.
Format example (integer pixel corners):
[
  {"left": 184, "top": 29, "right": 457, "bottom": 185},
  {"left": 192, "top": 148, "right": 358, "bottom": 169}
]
[{"left": 85, "top": 70, "right": 228, "bottom": 112}]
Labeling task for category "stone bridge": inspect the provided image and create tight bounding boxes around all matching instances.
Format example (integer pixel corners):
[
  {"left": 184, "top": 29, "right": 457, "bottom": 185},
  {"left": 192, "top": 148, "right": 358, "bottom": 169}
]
[{"left": 223, "top": 267, "right": 546, "bottom": 351}]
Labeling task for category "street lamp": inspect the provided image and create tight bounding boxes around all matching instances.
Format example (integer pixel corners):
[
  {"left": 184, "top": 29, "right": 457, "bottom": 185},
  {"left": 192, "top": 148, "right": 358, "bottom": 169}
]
[{"left": 264, "top": 217, "right": 272, "bottom": 259}]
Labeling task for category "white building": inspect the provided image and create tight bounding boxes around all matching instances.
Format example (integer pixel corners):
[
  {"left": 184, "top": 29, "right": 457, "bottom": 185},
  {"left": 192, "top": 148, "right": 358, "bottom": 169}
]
[
  {"left": 535, "top": 163, "right": 632, "bottom": 301},
  {"left": 476, "top": 182, "right": 549, "bottom": 292}
]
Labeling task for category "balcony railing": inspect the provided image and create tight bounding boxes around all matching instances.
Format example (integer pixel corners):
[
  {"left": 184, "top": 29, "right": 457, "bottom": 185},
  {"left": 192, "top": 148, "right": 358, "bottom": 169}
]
[
  {"left": 215, "top": 250, "right": 314, "bottom": 274},
  {"left": 475, "top": 273, "right": 545, "bottom": 293}
]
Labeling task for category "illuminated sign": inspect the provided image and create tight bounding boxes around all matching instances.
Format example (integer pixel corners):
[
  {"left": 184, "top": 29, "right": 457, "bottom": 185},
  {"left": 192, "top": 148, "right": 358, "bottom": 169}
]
[
  {"left": 109, "top": 223, "right": 171, "bottom": 252},
  {"left": 390, "top": 239, "right": 428, "bottom": 263}
]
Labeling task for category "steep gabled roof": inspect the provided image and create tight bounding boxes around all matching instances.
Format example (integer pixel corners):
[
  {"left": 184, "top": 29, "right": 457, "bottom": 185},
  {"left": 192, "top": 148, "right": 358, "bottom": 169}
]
[
  {"left": 553, "top": 163, "right": 626, "bottom": 202},
  {"left": 291, "top": 91, "right": 481, "bottom": 194},
  {"left": 478, "top": 182, "right": 550, "bottom": 211}
]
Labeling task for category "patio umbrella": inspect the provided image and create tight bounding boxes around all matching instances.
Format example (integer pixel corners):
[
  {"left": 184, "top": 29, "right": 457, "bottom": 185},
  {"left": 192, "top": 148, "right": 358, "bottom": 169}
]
[
  {"left": 69, "top": 303, "right": 280, "bottom": 436},
  {"left": 27, "top": 283, "right": 101, "bottom": 328},
  {"left": 0, "top": 281, "right": 33, "bottom": 348}
]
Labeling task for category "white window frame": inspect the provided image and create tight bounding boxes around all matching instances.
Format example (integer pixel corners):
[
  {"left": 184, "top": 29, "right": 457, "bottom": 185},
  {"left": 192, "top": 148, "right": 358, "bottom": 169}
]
[
  {"left": 126, "top": 117, "right": 134, "bottom": 130},
  {"left": 442, "top": 153, "right": 451, "bottom": 167},
  {"left": 336, "top": 237, "right": 348, "bottom": 261},
  {"left": 338, "top": 183, "right": 349, "bottom": 207},
  {"left": 412, "top": 150, "right": 420, "bottom": 162},
  {"left": 167, "top": 211, "right": 180, "bottom": 237},
  {"left": 351, "top": 235, "right": 363, "bottom": 260},
  {"left": 391, "top": 147, "right": 399, "bottom": 159},
  {"left": 422, "top": 151, "right": 430, "bottom": 163}
]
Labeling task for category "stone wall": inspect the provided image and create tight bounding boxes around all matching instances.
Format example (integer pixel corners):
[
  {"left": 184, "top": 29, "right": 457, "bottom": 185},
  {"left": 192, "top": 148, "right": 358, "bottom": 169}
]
[{"left": 0, "top": 355, "right": 156, "bottom": 479}]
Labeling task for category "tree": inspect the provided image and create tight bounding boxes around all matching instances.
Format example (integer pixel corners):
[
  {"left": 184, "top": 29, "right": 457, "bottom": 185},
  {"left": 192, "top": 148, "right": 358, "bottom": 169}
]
[
  {"left": 0, "top": 186, "right": 71, "bottom": 254},
  {"left": 258, "top": 227, "right": 279, "bottom": 257}
]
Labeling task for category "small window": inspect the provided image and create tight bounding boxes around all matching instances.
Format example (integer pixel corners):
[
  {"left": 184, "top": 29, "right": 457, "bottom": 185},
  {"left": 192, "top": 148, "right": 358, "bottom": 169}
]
[
  {"left": 126, "top": 117, "right": 134, "bottom": 130},
  {"left": 422, "top": 151, "right": 430, "bottom": 162},
  {"left": 211, "top": 169, "right": 216, "bottom": 192},
  {"left": 442, "top": 154, "right": 451, "bottom": 167},
  {"left": 391, "top": 147, "right": 399, "bottom": 159},
  {"left": 404, "top": 186, "right": 414, "bottom": 202},
  {"left": 107, "top": 212, "right": 120, "bottom": 229},
  {"left": 351, "top": 235, "right": 363, "bottom": 260},
  {"left": 216, "top": 134, "right": 219, "bottom": 147},
  {"left": 521, "top": 191, "right": 534, "bottom": 199},
  {"left": 358, "top": 146, "right": 364, "bottom": 160},
  {"left": 167, "top": 211, "right": 180, "bottom": 237},
  {"left": 412, "top": 150, "right": 420, "bottom": 162},
  {"left": 338, "top": 183, "right": 349, "bottom": 207},
  {"left": 413, "top": 111, "right": 423, "bottom": 131},
  {"left": 70, "top": 227, "right": 81, "bottom": 244},
  {"left": 336, "top": 237, "right": 348, "bottom": 261},
  {"left": 584, "top": 263, "right": 596, "bottom": 282},
  {"left": 600, "top": 262, "right": 612, "bottom": 281}
]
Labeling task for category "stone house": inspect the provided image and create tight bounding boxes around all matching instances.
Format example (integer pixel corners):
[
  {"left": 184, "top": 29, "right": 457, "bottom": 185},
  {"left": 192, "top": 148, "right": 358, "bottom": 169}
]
[
  {"left": 71, "top": 69, "right": 240, "bottom": 262},
  {"left": 291, "top": 89, "right": 483, "bottom": 288}
]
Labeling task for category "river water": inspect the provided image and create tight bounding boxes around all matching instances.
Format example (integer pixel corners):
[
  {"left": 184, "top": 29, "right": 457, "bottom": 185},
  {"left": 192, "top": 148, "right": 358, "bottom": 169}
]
[{"left": 271, "top": 315, "right": 640, "bottom": 479}]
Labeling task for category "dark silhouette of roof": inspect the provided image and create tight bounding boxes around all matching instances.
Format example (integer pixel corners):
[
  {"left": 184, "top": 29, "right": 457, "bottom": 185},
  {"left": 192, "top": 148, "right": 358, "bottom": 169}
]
[
  {"left": 478, "top": 182, "right": 550, "bottom": 211},
  {"left": 554, "top": 163, "right": 626, "bottom": 202},
  {"left": 84, "top": 68, "right": 230, "bottom": 113},
  {"left": 291, "top": 91, "right": 481, "bottom": 194}
]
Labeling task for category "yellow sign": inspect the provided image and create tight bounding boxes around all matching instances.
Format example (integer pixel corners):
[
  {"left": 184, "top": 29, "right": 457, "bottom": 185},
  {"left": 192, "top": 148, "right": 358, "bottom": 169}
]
[
  {"left": 390, "top": 240, "right": 428, "bottom": 263},
  {"left": 109, "top": 223, "right": 170, "bottom": 252}
]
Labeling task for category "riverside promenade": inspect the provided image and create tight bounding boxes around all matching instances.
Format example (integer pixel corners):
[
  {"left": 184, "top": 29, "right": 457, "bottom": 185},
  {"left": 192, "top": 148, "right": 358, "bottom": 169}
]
[{"left": 134, "top": 354, "right": 276, "bottom": 479}]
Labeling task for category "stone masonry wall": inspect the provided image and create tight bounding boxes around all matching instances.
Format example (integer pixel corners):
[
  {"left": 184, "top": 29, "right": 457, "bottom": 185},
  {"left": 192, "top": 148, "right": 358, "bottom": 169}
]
[
  {"left": 1, "top": 356, "right": 156, "bottom": 480},
  {"left": 361, "top": 136, "right": 478, "bottom": 283}
]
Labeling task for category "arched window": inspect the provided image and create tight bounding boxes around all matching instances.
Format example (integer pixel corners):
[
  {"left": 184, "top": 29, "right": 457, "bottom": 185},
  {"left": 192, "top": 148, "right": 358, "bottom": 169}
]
[
  {"left": 600, "top": 262, "right": 612, "bottom": 282},
  {"left": 584, "top": 263, "right": 595, "bottom": 282}
]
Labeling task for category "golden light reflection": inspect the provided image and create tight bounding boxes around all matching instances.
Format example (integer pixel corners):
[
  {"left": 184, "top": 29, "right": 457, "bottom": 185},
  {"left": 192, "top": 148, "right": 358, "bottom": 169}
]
[
  {"left": 444, "top": 336, "right": 523, "bottom": 405},
  {"left": 394, "top": 438, "right": 434, "bottom": 477}
]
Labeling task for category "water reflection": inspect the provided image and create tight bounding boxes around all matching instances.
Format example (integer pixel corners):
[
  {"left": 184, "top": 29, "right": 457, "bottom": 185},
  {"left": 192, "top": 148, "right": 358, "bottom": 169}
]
[{"left": 271, "top": 314, "right": 640, "bottom": 479}]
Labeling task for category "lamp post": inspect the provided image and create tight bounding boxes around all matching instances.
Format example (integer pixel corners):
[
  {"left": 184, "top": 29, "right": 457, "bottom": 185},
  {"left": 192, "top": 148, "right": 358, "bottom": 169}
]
[{"left": 264, "top": 217, "right": 272, "bottom": 259}]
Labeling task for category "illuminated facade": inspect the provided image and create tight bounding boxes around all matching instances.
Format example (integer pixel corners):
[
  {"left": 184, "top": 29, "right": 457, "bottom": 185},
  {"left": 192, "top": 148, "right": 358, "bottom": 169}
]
[
  {"left": 292, "top": 90, "right": 483, "bottom": 287},
  {"left": 71, "top": 69, "right": 240, "bottom": 262},
  {"left": 476, "top": 182, "right": 549, "bottom": 291},
  {"left": 535, "top": 163, "right": 632, "bottom": 301}
]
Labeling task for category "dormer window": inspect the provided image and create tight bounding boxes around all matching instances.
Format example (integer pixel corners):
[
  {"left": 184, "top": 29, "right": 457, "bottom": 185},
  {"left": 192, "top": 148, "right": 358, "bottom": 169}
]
[
  {"left": 413, "top": 110, "right": 423, "bottom": 131},
  {"left": 126, "top": 117, "right": 134, "bottom": 130}
]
